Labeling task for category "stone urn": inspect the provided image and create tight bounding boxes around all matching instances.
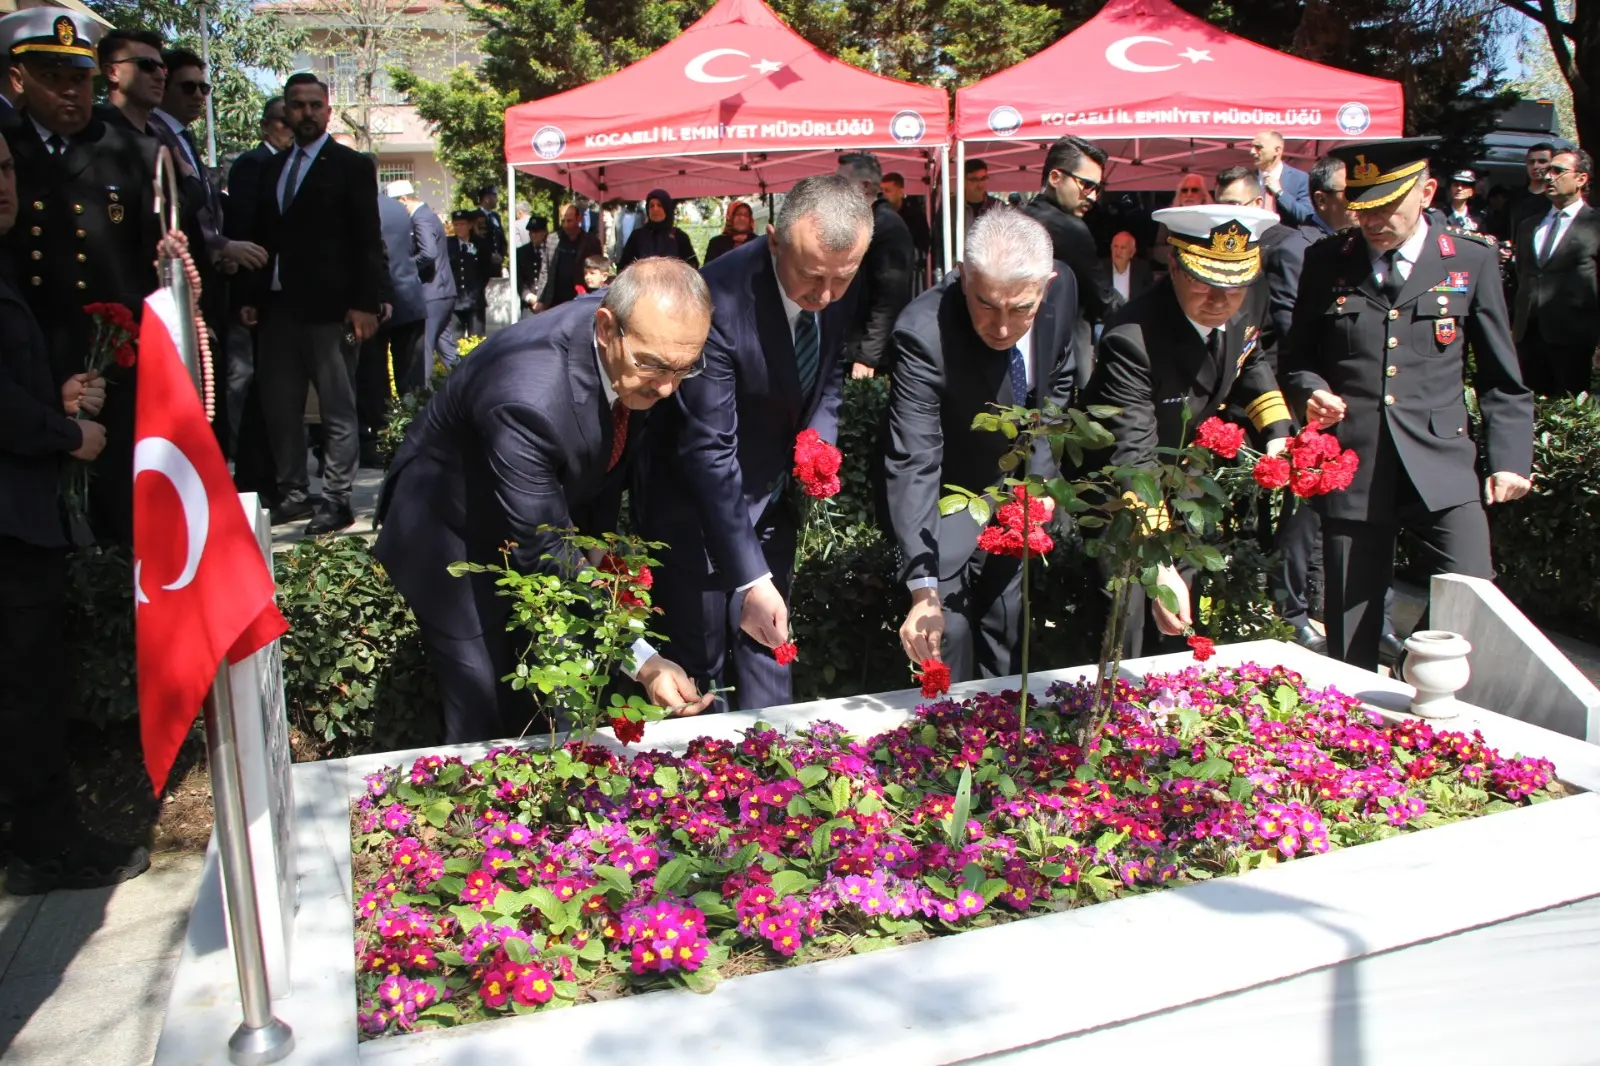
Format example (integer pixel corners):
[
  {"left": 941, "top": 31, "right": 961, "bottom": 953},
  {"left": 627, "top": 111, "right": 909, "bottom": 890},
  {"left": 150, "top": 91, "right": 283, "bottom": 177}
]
[{"left": 1401, "top": 630, "right": 1472, "bottom": 719}]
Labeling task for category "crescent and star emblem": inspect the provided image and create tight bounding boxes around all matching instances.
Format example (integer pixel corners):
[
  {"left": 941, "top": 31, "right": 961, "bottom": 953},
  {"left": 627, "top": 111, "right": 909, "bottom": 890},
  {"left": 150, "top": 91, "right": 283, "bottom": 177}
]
[
  {"left": 684, "top": 48, "right": 783, "bottom": 84},
  {"left": 1104, "top": 36, "right": 1213, "bottom": 73},
  {"left": 132, "top": 436, "right": 209, "bottom": 607}
]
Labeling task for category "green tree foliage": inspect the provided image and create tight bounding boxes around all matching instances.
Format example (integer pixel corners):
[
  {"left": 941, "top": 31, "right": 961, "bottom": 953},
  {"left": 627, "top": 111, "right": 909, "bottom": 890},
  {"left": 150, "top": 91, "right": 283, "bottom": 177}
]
[
  {"left": 84, "top": 0, "right": 303, "bottom": 158},
  {"left": 390, "top": 64, "right": 518, "bottom": 209}
]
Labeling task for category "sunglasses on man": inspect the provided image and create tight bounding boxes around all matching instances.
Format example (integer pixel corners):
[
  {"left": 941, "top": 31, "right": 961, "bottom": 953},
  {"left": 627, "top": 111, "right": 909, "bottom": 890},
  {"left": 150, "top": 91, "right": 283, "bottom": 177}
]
[
  {"left": 109, "top": 56, "right": 166, "bottom": 75},
  {"left": 176, "top": 80, "right": 213, "bottom": 97}
]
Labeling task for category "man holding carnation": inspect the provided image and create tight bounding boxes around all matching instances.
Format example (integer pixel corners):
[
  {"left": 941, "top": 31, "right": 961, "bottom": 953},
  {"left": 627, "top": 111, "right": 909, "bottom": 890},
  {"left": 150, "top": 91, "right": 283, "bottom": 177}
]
[
  {"left": 885, "top": 208, "right": 1079, "bottom": 681},
  {"left": 1084, "top": 203, "right": 1293, "bottom": 655},
  {"left": 1281, "top": 139, "right": 1533, "bottom": 670}
]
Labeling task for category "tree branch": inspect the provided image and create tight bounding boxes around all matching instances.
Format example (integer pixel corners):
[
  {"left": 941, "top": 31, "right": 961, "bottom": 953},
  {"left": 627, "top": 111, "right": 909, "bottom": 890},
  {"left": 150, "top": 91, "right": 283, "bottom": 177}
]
[{"left": 1498, "top": 0, "right": 1575, "bottom": 36}]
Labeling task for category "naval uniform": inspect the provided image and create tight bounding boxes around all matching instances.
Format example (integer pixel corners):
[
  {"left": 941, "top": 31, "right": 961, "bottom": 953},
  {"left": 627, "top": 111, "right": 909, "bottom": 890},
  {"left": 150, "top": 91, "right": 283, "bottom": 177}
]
[{"left": 1281, "top": 219, "right": 1534, "bottom": 669}]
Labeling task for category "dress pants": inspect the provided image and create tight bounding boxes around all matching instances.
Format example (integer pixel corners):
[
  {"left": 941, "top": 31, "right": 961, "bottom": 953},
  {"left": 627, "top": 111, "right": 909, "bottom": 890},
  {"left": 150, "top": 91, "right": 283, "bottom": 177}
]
[
  {"left": 1518, "top": 319, "right": 1595, "bottom": 397},
  {"left": 257, "top": 303, "right": 358, "bottom": 508},
  {"left": 937, "top": 549, "right": 1024, "bottom": 682},
  {"left": 424, "top": 298, "right": 457, "bottom": 383},
  {"left": 357, "top": 320, "right": 423, "bottom": 453},
  {"left": 415, "top": 615, "right": 528, "bottom": 744},
  {"left": 224, "top": 322, "right": 255, "bottom": 457},
  {"left": 652, "top": 508, "right": 798, "bottom": 713},
  {"left": 0, "top": 540, "right": 75, "bottom": 856},
  {"left": 1272, "top": 494, "right": 1323, "bottom": 628}
]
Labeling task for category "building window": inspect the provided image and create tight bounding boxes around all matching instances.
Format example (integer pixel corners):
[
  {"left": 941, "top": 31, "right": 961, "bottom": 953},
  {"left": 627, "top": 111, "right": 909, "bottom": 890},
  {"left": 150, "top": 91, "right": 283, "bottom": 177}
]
[
  {"left": 378, "top": 160, "right": 414, "bottom": 188},
  {"left": 324, "top": 54, "right": 405, "bottom": 106}
]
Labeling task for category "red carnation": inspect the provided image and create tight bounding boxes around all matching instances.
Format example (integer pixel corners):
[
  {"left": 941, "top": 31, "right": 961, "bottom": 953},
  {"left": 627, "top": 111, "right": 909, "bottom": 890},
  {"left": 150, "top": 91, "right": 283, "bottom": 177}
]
[
  {"left": 114, "top": 343, "right": 137, "bottom": 368},
  {"left": 597, "top": 553, "right": 653, "bottom": 608},
  {"left": 773, "top": 642, "right": 799, "bottom": 666},
  {"left": 1290, "top": 467, "right": 1323, "bottom": 498},
  {"left": 792, "top": 429, "right": 843, "bottom": 499},
  {"left": 1188, "top": 635, "right": 1216, "bottom": 662},
  {"left": 1316, "top": 449, "right": 1360, "bottom": 494},
  {"left": 916, "top": 657, "right": 951, "bottom": 698},
  {"left": 1193, "top": 416, "right": 1246, "bottom": 459},
  {"left": 1251, "top": 454, "right": 1291, "bottom": 489},
  {"left": 610, "top": 715, "right": 645, "bottom": 746},
  {"left": 976, "top": 485, "right": 1055, "bottom": 558}
]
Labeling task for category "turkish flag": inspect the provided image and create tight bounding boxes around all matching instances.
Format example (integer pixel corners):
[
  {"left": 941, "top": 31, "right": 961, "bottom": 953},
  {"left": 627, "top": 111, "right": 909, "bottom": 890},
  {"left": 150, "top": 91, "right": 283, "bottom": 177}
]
[{"left": 134, "top": 291, "right": 287, "bottom": 793}]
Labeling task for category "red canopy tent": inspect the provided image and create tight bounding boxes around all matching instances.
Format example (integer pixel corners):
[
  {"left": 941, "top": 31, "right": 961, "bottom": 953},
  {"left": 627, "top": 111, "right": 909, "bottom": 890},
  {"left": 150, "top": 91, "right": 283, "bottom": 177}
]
[
  {"left": 954, "top": 0, "right": 1404, "bottom": 212},
  {"left": 501, "top": 0, "right": 951, "bottom": 206}
]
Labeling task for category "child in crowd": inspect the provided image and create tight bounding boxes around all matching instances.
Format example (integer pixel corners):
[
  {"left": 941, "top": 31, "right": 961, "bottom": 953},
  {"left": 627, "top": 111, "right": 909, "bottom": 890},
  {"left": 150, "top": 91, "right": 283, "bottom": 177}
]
[{"left": 578, "top": 255, "right": 615, "bottom": 295}]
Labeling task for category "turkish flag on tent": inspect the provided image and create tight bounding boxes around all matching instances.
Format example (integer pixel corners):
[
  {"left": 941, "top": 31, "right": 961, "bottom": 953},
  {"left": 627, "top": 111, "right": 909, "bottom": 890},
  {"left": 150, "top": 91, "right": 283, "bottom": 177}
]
[{"left": 134, "top": 290, "right": 287, "bottom": 793}]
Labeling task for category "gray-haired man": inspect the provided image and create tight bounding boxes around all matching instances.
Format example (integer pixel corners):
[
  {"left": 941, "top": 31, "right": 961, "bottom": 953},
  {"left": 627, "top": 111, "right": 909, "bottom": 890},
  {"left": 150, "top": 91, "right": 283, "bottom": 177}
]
[
  {"left": 886, "top": 208, "right": 1079, "bottom": 681},
  {"left": 636, "top": 173, "right": 872, "bottom": 711}
]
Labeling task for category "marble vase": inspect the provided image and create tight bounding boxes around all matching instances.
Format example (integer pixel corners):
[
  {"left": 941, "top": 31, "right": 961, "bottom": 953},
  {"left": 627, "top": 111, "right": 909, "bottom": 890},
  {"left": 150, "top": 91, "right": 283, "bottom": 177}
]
[{"left": 1402, "top": 629, "right": 1473, "bottom": 719}]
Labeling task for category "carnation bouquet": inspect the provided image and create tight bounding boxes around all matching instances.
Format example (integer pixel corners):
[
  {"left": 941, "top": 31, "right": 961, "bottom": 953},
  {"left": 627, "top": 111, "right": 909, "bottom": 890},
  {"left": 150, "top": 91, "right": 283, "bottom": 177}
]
[{"left": 62, "top": 302, "right": 138, "bottom": 540}]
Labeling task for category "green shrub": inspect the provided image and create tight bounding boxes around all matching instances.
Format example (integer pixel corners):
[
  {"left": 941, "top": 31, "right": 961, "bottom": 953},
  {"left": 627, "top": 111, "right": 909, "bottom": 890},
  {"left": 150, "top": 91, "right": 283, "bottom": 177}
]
[{"left": 64, "top": 546, "right": 139, "bottom": 726}]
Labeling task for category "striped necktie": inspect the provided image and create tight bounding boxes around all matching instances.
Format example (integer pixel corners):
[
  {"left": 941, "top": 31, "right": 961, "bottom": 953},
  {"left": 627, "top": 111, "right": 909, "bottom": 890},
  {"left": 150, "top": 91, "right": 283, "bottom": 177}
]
[
  {"left": 1008, "top": 345, "right": 1029, "bottom": 406},
  {"left": 794, "top": 309, "right": 819, "bottom": 402},
  {"left": 607, "top": 400, "right": 630, "bottom": 472}
]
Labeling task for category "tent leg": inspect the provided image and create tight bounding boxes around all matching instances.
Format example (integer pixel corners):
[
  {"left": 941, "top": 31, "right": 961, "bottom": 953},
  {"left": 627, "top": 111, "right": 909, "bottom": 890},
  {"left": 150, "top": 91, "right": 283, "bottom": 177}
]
[
  {"left": 953, "top": 140, "right": 965, "bottom": 266},
  {"left": 506, "top": 161, "right": 517, "bottom": 309},
  {"left": 938, "top": 144, "right": 953, "bottom": 276}
]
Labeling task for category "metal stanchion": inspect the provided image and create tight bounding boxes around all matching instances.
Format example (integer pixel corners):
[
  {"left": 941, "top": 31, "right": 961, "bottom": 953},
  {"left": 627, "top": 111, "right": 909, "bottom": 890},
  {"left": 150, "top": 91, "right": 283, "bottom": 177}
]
[{"left": 154, "top": 147, "right": 294, "bottom": 1066}]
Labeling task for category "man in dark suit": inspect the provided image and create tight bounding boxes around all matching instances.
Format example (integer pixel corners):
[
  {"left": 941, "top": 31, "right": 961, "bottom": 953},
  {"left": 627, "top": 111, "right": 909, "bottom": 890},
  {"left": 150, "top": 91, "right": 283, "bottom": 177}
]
[
  {"left": 0, "top": 129, "right": 148, "bottom": 892},
  {"left": 887, "top": 209, "right": 1078, "bottom": 680},
  {"left": 1502, "top": 142, "right": 1557, "bottom": 248},
  {"left": 933, "top": 158, "right": 999, "bottom": 273},
  {"left": 3, "top": 10, "right": 160, "bottom": 544},
  {"left": 1282, "top": 139, "right": 1534, "bottom": 670},
  {"left": 389, "top": 181, "right": 454, "bottom": 388},
  {"left": 1251, "top": 129, "right": 1314, "bottom": 227},
  {"left": 375, "top": 261, "right": 714, "bottom": 742},
  {"left": 837, "top": 152, "right": 916, "bottom": 378},
  {"left": 1512, "top": 146, "right": 1600, "bottom": 397},
  {"left": 239, "top": 72, "right": 386, "bottom": 535},
  {"left": 475, "top": 185, "right": 506, "bottom": 275},
  {"left": 1024, "top": 136, "right": 1122, "bottom": 388},
  {"left": 1086, "top": 204, "right": 1292, "bottom": 656},
  {"left": 359, "top": 189, "right": 426, "bottom": 466},
  {"left": 636, "top": 174, "right": 872, "bottom": 712},
  {"left": 880, "top": 171, "right": 931, "bottom": 288},
  {"left": 1103, "top": 231, "right": 1155, "bottom": 304}
]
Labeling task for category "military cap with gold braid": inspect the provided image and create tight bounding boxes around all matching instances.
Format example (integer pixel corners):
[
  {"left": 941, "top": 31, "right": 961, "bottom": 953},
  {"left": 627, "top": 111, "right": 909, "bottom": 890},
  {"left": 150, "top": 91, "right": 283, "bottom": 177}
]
[
  {"left": 1152, "top": 204, "right": 1280, "bottom": 289},
  {"left": 0, "top": 9, "right": 102, "bottom": 70},
  {"left": 1330, "top": 137, "right": 1440, "bottom": 210}
]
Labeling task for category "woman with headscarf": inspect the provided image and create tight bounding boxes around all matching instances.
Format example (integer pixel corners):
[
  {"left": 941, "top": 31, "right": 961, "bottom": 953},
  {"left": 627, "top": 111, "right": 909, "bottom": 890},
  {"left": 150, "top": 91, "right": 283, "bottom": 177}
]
[
  {"left": 618, "top": 188, "right": 699, "bottom": 268},
  {"left": 704, "top": 200, "right": 756, "bottom": 263}
]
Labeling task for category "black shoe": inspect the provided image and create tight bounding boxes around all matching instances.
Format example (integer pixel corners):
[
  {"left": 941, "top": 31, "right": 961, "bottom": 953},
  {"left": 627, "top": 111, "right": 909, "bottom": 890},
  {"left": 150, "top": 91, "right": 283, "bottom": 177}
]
[
  {"left": 270, "top": 497, "right": 316, "bottom": 525},
  {"left": 304, "top": 503, "right": 354, "bottom": 536},
  {"left": 6, "top": 837, "right": 150, "bottom": 895},
  {"left": 1379, "top": 633, "right": 1408, "bottom": 669},
  {"left": 1292, "top": 623, "right": 1328, "bottom": 655}
]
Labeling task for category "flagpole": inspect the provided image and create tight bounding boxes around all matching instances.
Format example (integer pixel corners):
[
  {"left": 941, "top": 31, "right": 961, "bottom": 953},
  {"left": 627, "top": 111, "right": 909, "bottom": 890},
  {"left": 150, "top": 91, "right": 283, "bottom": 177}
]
[
  {"left": 154, "top": 147, "right": 294, "bottom": 1066},
  {"left": 198, "top": 3, "right": 217, "bottom": 168}
]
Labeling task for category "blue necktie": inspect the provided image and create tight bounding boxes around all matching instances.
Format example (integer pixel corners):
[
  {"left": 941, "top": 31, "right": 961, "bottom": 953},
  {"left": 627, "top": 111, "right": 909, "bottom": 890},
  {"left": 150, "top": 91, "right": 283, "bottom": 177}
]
[
  {"left": 1008, "top": 345, "right": 1030, "bottom": 406},
  {"left": 794, "top": 310, "right": 819, "bottom": 402},
  {"left": 280, "top": 148, "right": 305, "bottom": 213}
]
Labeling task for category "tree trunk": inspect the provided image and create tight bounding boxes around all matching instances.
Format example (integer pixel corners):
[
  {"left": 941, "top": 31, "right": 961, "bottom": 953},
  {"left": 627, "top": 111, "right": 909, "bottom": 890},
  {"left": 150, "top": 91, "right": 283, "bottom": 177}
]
[{"left": 1570, "top": 0, "right": 1600, "bottom": 149}]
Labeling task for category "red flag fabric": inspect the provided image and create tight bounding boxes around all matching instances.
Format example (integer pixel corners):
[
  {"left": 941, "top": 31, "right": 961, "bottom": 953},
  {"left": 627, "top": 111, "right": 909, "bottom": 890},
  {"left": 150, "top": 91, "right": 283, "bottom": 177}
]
[{"left": 134, "top": 291, "right": 287, "bottom": 793}]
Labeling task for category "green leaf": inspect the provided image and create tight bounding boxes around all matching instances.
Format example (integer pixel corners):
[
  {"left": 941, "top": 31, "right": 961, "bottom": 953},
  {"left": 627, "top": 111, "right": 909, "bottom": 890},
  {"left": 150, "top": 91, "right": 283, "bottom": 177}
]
[
  {"left": 503, "top": 937, "right": 532, "bottom": 964},
  {"left": 769, "top": 870, "right": 811, "bottom": 899},
  {"left": 594, "top": 864, "right": 634, "bottom": 898},
  {"left": 947, "top": 766, "right": 973, "bottom": 849},
  {"left": 796, "top": 764, "right": 829, "bottom": 788},
  {"left": 421, "top": 797, "right": 455, "bottom": 828},
  {"left": 652, "top": 765, "right": 681, "bottom": 796},
  {"left": 830, "top": 776, "right": 852, "bottom": 813},
  {"left": 654, "top": 856, "right": 691, "bottom": 896},
  {"left": 966, "top": 496, "right": 992, "bottom": 527}
]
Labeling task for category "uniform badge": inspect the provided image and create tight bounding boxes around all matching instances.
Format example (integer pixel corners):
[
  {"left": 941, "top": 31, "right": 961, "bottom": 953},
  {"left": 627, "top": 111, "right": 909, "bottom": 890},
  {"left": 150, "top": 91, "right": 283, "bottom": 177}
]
[
  {"left": 1438, "top": 233, "right": 1456, "bottom": 257},
  {"left": 108, "top": 204, "right": 124, "bottom": 223},
  {"left": 1447, "top": 270, "right": 1469, "bottom": 288},
  {"left": 1237, "top": 325, "right": 1258, "bottom": 369},
  {"left": 1435, "top": 317, "right": 1458, "bottom": 345}
]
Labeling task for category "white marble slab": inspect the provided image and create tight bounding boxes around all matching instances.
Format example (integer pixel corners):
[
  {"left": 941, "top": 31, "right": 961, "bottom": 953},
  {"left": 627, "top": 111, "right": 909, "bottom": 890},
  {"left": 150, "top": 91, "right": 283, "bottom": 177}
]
[{"left": 154, "top": 641, "right": 1600, "bottom": 1066}]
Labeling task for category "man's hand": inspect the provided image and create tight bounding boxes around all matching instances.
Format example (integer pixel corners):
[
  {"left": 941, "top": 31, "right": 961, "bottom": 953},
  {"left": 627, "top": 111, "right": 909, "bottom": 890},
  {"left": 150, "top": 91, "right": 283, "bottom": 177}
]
[
  {"left": 70, "top": 420, "right": 107, "bottom": 461},
  {"left": 739, "top": 577, "right": 789, "bottom": 649},
  {"left": 219, "top": 240, "right": 268, "bottom": 271},
  {"left": 1305, "top": 389, "right": 1348, "bottom": 428},
  {"left": 380, "top": 302, "right": 394, "bottom": 325},
  {"left": 851, "top": 362, "right": 876, "bottom": 379},
  {"left": 1484, "top": 471, "right": 1532, "bottom": 505},
  {"left": 240, "top": 306, "right": 258, "bottom": 327},
  {"left": 1150, "top": 564, "right": 1192, "bottom": 637},
  {"left": 637, "top": 657, "right": 715, "bottom": 717},
  {"left": 61, "top": 371, "right": 105, "bottom": 417},
  {"left": 899, "top": 587, "right": 944, "bottom": 663},
  {"left": 1266, "top": 435, "right": 1290, "bottom": 458},
  {"left": 531, "top": 301, "right": 547, "bottom": 314},
  {"left": 348, "top": 309, "right": 379, "bottom": 344}
]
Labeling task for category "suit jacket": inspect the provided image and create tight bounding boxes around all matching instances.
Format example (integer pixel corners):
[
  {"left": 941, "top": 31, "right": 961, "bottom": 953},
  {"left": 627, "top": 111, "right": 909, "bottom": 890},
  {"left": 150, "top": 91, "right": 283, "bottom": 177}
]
[
  {"left": 225, "top": 142, "right": 276, "bottom": 241},
  {"left": 534, "top": 228, "right": 603, "bottom": 308},
  {"left": 1513, "top": 202, "right": 1600, "bottom": 347},
  {"left": 408, "top": 203, "right": 454, "bottom": 304},
  {"left": 1102, "top": 258, "right": 1156, "bottom": 303},
  {"left": 374, "top": 295, "right": 636, "bottom": 639},
  {"left": 635, "top": 234, "right": 857, "bottom": 589},
  {"left": 885, "top": 266, "right": 1079, "bottom": 584},
  {"left": 0, "top": 278, "right": 79, "bottom": 549},
  {"left": 1282, "top": 221, "right": 1532, "bottom": 521},
  {"left": 243, "top": 137, "right": 385, "bottom": 322},
  {"left": 1024, "top": 194, "right": 1122, "bottom": 326},
  {"left": 847, "top": 197, "right": 917, "bottom": 371},
  {"left": 1259, "top": 221, "right": 1317, "bottom": 374},
  {"left": 1086, "top": 277, "right": 1293, "bottom": 475},
  {"left": 1267, "top": 164, "right": 1315, "bottom": 227},
  {"left": 376, "top": 194, "right": 426, "bottom": 326}
]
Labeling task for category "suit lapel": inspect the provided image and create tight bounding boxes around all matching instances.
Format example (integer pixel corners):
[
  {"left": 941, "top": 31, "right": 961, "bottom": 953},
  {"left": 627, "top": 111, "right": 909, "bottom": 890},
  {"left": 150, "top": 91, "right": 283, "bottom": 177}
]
[
  {"left": 566, "top": 317, "right": 606, "bottom": 477},
  {"left": 1550, "top": 204, "right": 1596, "bottom": 270},
  {"left": 752, "top": 245, "right": 801, "bottom": 420},
  {"left": 1027, "top": 284, "right": 1058, "bottom": 403},
  {"left": 1393, "top": 222, "right": 1446, "bottom": 308}
]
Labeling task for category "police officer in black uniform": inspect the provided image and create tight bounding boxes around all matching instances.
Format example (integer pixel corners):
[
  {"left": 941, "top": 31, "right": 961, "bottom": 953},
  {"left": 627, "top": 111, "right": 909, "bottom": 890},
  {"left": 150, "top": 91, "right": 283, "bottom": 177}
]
[
  {"left": 447, "top": 208, "right": 486, "bottom": 338},
  {"left": 1085, "top": 204, "right": 1294, "bottom": 655},
  {"left": 1281, "top": 139, "right": 1535, "bottom": 671},
  {"left": 2, "top": 9, "right": 160, "bottom": 544}
]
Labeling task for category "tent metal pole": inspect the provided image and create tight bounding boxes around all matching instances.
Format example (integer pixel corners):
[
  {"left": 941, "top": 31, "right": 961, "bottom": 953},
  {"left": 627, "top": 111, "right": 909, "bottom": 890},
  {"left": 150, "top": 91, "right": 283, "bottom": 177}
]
[
  {"left": 941, "top": 143, "right": 953, "bottom": 272},
  {"left": 954, "top": 139, "right": 966, "bottom": 265},
  {"left": 506, "top": 161, "right": 517, "bottom": 311}
]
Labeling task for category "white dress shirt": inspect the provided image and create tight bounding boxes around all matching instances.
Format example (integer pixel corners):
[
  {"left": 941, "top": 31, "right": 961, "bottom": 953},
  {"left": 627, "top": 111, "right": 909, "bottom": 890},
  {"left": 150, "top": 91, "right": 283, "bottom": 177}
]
[
  {"left": 1188, "top": 318, "right": 1225, "bottom": 345},
  {"left": 1533, "top": 198, "right": 1584, "bottom": 262},
  {"left": 1369, "top": 217, "right": 1432, "bottom": 288},
  {"left": 592, "top": 337, "right": 657, "bottom": 675},
  {"left": 270, "top": 133, "right": 331, "bottom": 290},
  {"left": 151, "top": 109, "right": 200, "bottom": 174},
  {"left": 1112, "top": 265, "right": 1132, "bottom": 301}
]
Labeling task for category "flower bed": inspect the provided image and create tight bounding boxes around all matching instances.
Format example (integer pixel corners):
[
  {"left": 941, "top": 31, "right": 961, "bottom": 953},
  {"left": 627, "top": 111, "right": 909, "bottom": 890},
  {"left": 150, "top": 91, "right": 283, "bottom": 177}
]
[{"left": 349, "top": 662, "right": 1564, "bottom": 1038}]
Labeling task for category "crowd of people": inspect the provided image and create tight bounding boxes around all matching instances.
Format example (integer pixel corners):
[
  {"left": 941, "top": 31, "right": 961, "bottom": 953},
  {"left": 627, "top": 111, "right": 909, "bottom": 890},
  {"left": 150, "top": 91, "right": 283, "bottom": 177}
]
[{"left": 0, "top": 8, "right": 1586, "bottom": 891}]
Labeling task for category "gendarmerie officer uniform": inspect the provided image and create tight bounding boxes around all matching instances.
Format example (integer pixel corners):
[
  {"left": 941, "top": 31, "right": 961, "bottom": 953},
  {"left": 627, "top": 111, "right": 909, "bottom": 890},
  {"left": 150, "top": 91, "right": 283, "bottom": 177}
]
[
  {"left": 1085, "top": 204, "right": 1293, "bottom": 656},
  {"left": 1281, "top": 139, "right": 1534, "bottom": 670},
  {"left": 2, "top": 10, "right": 159, "bottom": 544}
]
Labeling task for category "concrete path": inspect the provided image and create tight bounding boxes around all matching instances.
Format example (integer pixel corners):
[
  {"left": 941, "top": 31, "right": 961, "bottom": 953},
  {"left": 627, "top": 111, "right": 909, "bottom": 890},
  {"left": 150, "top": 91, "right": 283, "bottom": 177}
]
[
  {"left": 0, "top": 853, "right": 204, "bottom": 1066},
  {"left": 268, "top": 456, "right": 383, "bottom": 552}
]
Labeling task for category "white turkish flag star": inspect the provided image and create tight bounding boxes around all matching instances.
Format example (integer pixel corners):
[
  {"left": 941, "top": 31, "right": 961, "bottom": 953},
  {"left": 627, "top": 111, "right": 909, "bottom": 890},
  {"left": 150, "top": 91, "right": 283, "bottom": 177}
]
[
  {"left": 1180, "top": 47, "right": 1212, "bottom": 63},
  {"left": 753, "top": 58, "right": 782, "bottom": 74}
]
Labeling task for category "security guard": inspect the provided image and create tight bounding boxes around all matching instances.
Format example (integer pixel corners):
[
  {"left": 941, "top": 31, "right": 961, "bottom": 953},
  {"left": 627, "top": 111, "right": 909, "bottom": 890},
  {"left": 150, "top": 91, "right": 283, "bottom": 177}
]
[
  {"left": 1, "top": 9, "right": 160, "bottom": 543},
  {"left": 1281, "top": 138, "right": 1534, "bottom": 670},
  {"left": 1084, "top": 203, "right": 1293, "bottom": 655}
]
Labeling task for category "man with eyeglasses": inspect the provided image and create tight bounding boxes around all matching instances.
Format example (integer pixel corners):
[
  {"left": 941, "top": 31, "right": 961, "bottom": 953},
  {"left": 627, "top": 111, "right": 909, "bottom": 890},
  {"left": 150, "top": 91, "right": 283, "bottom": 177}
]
[
  {"left": 1, "top": 9, "right": 161, "bottom": 543},
  {"left": 1024, "top": 135, "right": 1121, "bottom": 387},
  {"left": 376, "top": 259, "right": 717, "bottom": 742},
  {"left": 96, "top": 29, "right": 167, "bottom": 138}
]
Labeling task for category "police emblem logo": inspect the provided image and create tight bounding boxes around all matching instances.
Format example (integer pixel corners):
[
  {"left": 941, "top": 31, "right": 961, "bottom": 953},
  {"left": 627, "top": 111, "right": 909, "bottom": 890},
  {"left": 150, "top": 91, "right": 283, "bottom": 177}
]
[
  {"left": 987, "top": 106, "right": 1023, "bottom": 137},
  {"left": 55, "top": 16, "right": 75, "bottom": 47},
  {"left": 109, "top": 204, "right": 124, "bottom": 223},
  {"left": 889, "top": 110, "right": 926, "bottom": 145},
  {"left": 1435, "top": 317, "right": 1458, "bottom": 345},
  {"left": 531, "top": 125, "right": 566, "bottom": 160},
  {"left": 1351, "top": 155, "right": 1380, "bottom": 184}
]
